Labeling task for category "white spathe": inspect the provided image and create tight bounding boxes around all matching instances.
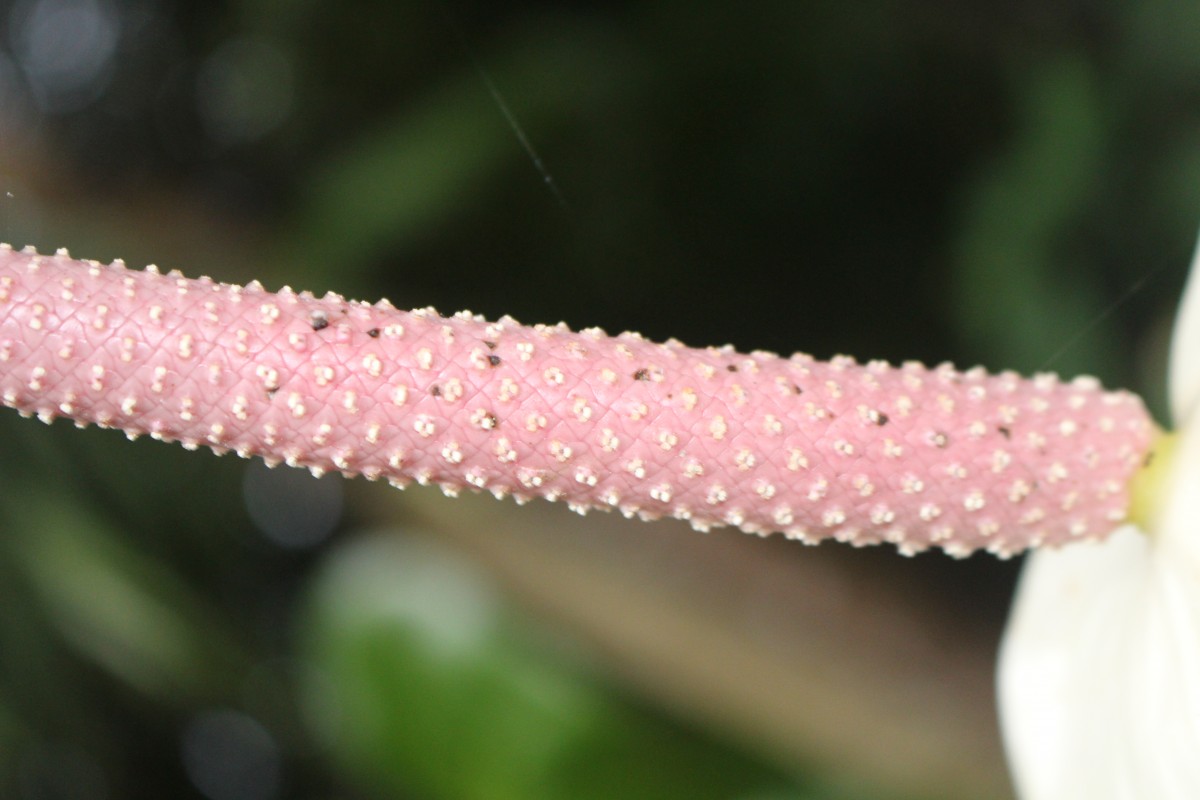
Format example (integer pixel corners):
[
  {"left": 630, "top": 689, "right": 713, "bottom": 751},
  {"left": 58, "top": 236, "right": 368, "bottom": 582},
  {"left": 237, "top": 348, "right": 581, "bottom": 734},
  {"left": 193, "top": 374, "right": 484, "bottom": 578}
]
[{"left": 998, "top": 243, "right": 1200, "bottom": 799}]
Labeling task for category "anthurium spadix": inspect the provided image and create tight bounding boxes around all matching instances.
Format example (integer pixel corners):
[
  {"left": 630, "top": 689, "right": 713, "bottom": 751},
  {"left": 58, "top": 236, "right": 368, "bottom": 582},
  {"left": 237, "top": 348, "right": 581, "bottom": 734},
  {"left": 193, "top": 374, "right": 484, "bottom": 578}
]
[
  {"left": 999, "top": 244, "right": 1200, "bottom": 798},
  {"left": 0, "top": 244, "right": 1155, "bottom": 558}
]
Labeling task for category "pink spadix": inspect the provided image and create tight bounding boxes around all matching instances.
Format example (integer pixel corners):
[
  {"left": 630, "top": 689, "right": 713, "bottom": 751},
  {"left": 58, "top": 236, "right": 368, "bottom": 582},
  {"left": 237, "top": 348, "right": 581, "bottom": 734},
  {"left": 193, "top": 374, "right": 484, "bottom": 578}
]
[{"left": 0, "top": 245, "right": 1155, "bottom": 557}]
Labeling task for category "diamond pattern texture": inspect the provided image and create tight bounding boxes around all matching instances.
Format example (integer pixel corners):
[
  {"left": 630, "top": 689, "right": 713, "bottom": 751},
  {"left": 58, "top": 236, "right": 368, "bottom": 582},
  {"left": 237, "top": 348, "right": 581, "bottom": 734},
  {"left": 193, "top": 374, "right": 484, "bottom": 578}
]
[{"left": 0, "top": 245, "right": 1156, "bottom": 556}]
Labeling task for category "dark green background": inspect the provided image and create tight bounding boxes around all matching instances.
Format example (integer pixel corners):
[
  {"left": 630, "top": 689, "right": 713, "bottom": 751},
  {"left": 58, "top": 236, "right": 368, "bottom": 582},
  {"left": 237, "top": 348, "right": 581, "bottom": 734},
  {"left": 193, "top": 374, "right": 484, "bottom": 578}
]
[{"left": 0, "top": 2, "right": 1194, "bottom": 799}]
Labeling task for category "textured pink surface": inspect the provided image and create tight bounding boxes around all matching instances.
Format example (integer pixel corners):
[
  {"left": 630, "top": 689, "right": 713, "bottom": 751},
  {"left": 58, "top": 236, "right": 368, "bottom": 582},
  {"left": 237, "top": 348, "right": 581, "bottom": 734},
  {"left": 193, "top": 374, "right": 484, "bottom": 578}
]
[{"left": 0, "top": 245, "right": 1156, "bottom": 556}]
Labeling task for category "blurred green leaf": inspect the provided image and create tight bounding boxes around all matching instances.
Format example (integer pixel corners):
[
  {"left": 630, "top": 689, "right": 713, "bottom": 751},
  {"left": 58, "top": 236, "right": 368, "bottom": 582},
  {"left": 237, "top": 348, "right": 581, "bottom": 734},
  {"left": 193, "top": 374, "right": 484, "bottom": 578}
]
[
  {"left": 5, "top": 492, "right": 246, "bottom": 701},
  {"left": 283, "top": 20, "right": 624, "bottom": 291},
  {"left": 951, "top": 57, "right": 1113, "bottom": 379},
  {"left": 300, "top": 532, "right": 856, "bottom": 800}
]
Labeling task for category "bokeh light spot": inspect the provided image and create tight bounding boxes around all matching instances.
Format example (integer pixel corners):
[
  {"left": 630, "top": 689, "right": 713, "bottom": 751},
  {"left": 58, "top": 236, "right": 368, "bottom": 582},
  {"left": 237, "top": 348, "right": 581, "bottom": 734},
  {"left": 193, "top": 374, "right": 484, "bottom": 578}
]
[
  {"left": 180, "top": 709, "right": 280, "bottom": 800},
  {"left": 196, "top": 37, "right": 294, "bottom": 146},
  {"left": 242, "top": 460, "right": 343, "bottom": 550},
  {"left": 9, "top": 0, "right": 120, "bottom": 112}
]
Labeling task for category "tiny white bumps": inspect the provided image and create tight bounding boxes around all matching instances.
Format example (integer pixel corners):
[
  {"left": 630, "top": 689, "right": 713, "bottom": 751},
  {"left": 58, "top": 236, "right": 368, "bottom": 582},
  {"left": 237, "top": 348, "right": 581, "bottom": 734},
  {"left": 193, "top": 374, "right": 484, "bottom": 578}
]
[{"left": 0, "top": 244, "right": 1159, "bottom": 557}]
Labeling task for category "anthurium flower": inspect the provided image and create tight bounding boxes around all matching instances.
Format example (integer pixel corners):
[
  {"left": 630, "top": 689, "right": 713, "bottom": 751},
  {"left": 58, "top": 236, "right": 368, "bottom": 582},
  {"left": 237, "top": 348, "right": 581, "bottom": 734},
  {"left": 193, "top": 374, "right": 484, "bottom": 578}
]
[
  {"left": 999, "top": 248, "right": 1200, "bottom": 798},
  {"left": 0, "top": 244, "right": 1154, "bottom": 558}
]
